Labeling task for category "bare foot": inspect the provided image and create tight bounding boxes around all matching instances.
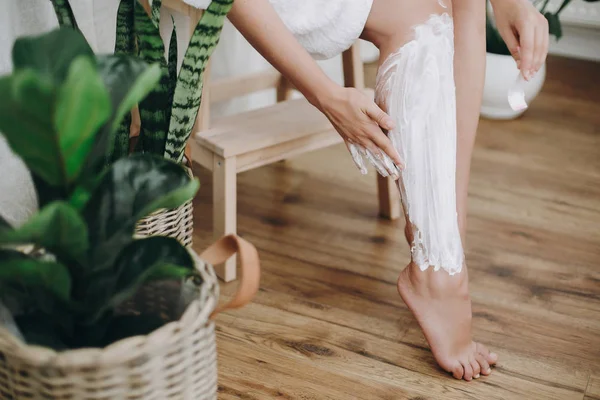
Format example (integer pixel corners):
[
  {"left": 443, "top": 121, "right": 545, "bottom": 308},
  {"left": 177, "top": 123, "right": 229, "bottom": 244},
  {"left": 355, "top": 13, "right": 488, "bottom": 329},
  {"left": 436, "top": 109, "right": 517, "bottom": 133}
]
[{"left": 397, "top": 263, "right": 498, "bottom": 380}]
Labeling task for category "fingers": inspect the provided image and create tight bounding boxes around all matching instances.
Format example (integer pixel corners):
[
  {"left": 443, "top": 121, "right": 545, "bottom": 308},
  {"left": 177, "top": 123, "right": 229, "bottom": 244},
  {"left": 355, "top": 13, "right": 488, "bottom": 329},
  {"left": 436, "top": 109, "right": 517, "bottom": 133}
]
[
  {"left": 501, "top": 28, "right": 521, "bottom": 68},
  {"left": 364, "top": 145, "right": 399, "bottom": 179},
  {"left": 517, "top": 22, "right": 535, "bottom": 80},
  {"left": 365, "top": 102, "right": 396, "bottom": 131},
  {"left": 365, "top": 125, "right": 403, "bottom": 168},
  {"left": 346, "top": 142, "right": 367, "bottom": 175},
  {"left": 536, "top": 16, "right": 549, "bottom": 72},
  {"left": 532, "top": 22, "right": 545, "bottom": 76},
  {"left": 346, "top": 141, "right": 400, "bottom": 180}
]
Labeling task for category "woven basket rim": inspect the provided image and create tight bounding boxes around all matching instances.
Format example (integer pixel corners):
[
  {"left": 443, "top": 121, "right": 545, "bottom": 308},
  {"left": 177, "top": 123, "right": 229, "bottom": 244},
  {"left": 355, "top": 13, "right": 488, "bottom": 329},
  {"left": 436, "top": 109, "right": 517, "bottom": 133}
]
[{"left": 0, "top": 251, "right": 218, "bottom": 369}]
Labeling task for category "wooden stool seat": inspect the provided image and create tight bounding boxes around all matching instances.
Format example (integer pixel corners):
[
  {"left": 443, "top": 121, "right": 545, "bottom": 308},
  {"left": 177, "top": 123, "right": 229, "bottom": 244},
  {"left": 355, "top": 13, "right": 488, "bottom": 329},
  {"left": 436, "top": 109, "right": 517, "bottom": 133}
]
[{"left": 195, "top": 90, "right": 373, "bottom": 172}]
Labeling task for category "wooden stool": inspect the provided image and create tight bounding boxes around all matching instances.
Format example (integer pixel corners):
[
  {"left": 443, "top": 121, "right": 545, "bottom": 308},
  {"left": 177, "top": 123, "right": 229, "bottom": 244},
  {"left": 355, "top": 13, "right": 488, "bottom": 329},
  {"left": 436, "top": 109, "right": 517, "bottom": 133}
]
[{"left": 191, "top": 43, "right": 401, "bottom": 282}]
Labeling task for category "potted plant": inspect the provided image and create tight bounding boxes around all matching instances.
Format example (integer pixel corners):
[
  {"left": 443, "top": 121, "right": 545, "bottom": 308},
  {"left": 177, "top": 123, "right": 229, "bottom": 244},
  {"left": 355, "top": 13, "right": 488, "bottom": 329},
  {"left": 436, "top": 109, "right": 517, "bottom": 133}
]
[
  {"left": 483, "top": 0, "right": 599, "bottom": 119},
  {"left": 0, "top": 28, "right": 259, "bottom": 400},
  {"left": 50, "top": 0, "right": 231, "bottom": 247}
]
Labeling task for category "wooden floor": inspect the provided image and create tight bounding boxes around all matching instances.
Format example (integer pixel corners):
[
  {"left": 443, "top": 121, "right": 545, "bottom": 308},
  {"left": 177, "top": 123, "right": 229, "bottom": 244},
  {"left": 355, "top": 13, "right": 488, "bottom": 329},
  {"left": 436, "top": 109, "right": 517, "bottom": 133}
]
[{"left": 192, "top": 56, "right": 600, "bottom": 400}]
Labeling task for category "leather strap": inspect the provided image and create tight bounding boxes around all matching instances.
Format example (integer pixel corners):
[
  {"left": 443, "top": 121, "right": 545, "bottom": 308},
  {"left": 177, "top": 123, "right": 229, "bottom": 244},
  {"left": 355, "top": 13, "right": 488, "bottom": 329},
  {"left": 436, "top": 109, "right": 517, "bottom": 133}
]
[{"left": 201, "top": 234, "right": 260, "bottom": 319}]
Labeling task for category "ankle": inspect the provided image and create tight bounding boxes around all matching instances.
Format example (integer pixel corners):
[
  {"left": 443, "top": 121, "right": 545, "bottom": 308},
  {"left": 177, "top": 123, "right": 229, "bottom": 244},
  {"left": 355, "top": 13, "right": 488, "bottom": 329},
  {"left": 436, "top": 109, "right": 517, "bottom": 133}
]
[{"left": 400, "top": 262, "right": 469, "bottom": 297}]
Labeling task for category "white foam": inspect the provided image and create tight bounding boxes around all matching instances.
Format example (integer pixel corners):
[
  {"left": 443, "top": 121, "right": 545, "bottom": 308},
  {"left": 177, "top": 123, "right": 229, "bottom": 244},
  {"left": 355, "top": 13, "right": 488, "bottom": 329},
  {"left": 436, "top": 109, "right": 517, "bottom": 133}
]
[{"left": 375, "top": 14, "right": 464, "bottom": 275}]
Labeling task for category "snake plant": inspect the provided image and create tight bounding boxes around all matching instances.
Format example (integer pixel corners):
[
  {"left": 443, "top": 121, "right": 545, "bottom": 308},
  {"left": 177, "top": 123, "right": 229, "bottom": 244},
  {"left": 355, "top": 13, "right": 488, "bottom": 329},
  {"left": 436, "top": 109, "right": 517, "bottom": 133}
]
[{"left": 51, "top": 0, "right": 233, "bottom": 164}]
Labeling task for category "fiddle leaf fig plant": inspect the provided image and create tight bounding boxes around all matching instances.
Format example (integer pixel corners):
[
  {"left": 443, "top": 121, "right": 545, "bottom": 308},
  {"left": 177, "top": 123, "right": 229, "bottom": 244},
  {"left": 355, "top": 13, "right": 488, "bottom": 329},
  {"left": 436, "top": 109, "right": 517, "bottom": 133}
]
[{"left": 0, "top": 28, "right": 200, "bottom": 350}]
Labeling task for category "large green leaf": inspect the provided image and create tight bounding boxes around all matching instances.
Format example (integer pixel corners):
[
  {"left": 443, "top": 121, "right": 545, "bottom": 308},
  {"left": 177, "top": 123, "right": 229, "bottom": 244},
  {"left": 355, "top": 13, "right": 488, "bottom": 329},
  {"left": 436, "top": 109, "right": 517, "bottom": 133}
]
[
  {"left": 12, "top": 28, "right": 93, "bottom": 84},
  {"left": 82, "top": 155, "right": 198, "bottom": 275},
  {"left": 0, "top": 250, "right": 71, "bottom": 301},
  {"left": 134, "top": 0, "right": 173, "bottom": 156},
  {"left": 84, "top": 236, "right": 194, "bottom": 322},
  {"left": 15, "top": 313, "right": 69, "bottom": 350},
  {"left": 0, "top": 202, "right": 88, "bottom": 263},
  {"left": 56, "top": 57, "right": 111, "bottom": 182},
  {"left": 102, "top": 314, "right": 165, "bottom": 345},
  {"left": 0, "top": 72, "right": 65, "bottom": 186},
  {"left": 165, "top": 0, "right": 233, "bottom": 162}
]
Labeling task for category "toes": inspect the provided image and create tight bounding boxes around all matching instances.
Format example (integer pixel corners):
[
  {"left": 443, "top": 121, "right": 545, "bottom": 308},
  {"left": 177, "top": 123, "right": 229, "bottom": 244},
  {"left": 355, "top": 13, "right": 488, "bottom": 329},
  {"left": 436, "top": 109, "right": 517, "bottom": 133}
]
[
  {"left": 476, "top": 342, "right": 498, "bottom": 365},
  {"left": 476, "top": 342, "right": 490, "bottom": 356},
  {"left": 470, "top": 356, "right": 481, "bottom": 379},
  {"left": 476, "top": 353, "right": 491, "bottom": 376},
  {"left": 461, "top": 361, "right": 474, "bottom": 381},
  {"left": 450, "top": 362, "right": 464, "bottom": 380}
]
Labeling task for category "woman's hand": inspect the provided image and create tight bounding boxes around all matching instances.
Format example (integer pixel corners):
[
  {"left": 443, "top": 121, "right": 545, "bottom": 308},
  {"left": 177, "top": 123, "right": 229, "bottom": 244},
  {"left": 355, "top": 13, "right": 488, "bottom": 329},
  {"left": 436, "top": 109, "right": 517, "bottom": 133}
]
[
  {"left": 317, "top": 86, "right": 403, "bottom": 174},
  {"left": 491, "top": 0, "right": 549, "bottom": 80}
]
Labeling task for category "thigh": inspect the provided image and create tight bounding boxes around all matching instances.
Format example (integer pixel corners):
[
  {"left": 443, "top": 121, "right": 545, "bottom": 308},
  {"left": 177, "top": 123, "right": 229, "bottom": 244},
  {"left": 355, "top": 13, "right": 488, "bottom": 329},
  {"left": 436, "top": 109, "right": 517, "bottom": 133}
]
[
  {"left": 361, "top": 0, "right": 451, "bottom": 62},
  {"left": 451, "top": 0, "right": 486, "bottom": 237}
]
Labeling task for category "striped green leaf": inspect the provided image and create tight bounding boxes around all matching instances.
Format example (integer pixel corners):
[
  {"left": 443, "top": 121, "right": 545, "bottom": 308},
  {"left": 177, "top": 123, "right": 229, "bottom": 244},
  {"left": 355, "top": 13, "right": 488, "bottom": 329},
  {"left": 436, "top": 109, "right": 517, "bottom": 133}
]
[
  {"left": 168, "top": 22, "right": 178, "bottom": 87},
  {"left": 50, "top": 0, "right": 78, "bottom": 30},
  {"left": 110, "top": 0, "right": 137, "bottom": 162},
  {"left": 164, "top": 0, "right": 233, "bottom": 162},
  {"left": 133, "top": 0, "right": 173, "bottom": 156}
]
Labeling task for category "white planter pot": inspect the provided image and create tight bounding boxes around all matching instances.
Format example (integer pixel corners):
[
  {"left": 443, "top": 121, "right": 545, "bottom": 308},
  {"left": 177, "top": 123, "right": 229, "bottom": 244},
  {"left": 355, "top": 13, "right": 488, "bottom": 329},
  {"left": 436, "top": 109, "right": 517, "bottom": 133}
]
[{"left": 481, "top": 52, "right": 546, "bottom": 120}]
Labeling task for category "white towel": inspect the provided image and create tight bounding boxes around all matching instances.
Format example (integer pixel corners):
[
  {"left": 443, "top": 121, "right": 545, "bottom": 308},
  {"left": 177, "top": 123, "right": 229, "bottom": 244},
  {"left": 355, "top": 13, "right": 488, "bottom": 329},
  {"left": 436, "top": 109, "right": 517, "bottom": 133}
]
[{"left": 182, "top": 0, "right": 373, "bottom": 60}]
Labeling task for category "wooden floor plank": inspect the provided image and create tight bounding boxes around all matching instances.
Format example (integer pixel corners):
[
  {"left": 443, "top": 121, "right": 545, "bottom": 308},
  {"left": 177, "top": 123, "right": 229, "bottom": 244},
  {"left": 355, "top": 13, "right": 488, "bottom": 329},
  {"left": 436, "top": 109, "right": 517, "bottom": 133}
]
[{"left": 190, "top": 56, "right": 600, "bottom": 399}]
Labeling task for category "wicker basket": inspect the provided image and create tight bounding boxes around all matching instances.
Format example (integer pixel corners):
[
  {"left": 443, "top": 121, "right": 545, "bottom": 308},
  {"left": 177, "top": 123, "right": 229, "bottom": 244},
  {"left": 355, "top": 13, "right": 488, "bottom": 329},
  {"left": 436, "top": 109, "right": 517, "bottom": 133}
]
[
  {"left": 135, "top": 167, "right": 194, "bottom": 247},
  {"left": 0, "top": 235, "right": 260, "bottom": 400},
  {"left": 135, "top": 200, "right": 194, "bottom": 247}
]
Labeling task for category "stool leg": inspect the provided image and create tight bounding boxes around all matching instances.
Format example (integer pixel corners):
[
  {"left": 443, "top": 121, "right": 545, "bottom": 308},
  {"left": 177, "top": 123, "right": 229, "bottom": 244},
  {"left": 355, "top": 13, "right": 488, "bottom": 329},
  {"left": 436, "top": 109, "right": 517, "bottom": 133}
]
[
  {"left": 213, "top": 155, "right": 237, "bottom": 281},
  {"left": 377, "top": 174, "right": 401, "bottom": 220}
]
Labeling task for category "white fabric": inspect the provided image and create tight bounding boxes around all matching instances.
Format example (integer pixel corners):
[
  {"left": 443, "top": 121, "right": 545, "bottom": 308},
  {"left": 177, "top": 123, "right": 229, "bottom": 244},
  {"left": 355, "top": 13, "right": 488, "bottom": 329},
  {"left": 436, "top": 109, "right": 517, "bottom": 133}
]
[
  {"left": 375, "top": 14, "right": 464, "bottom": 274},
  {"left": 269, "top": 0, "right": 373, "bottom": 60},
  {"left": 0, "top": 0, "right": 58, "bottom": 227},
  {"left": 182, "top": 0, "right": 212, "bottom": 9}
]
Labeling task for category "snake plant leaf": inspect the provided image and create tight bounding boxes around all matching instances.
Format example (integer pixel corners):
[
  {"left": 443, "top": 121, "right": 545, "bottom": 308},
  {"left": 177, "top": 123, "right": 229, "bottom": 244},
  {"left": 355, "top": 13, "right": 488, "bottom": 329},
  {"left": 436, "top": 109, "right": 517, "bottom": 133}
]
[
  {"left": 0, "top": 72, "right": 65, "bottom": 186},
  {"left": 0, "top": 202, "right": 88, "bottom": 264},
  {"left": 544, "top": 12, "right": 563, "bottom": 40},
  {"left": 93, "top": 56, "right": 161, "bottom": 165},
  {"left": 84, "top": 236, "right": 194, "bottom": 322},
  {"left": 134, "top": 0, "right": 173, "bottom": 156},
  {"left": 165, "top": 0, "right": 233, "bottom": 162},
  {"left": 82, "top": 154, "right": 198, "bottom": 275},
  {"left": 12, "top": 28, "right": 94, "bottom": 85},
  {"left": 50, "top": 0, "right": 79, "bottom": 30},
  {"left": 0, "top": 250, "right": 71, "bottom": 301},
  {"left": 56, "top": 57, "right": 111, "bottom": 182},
  {"left": 151, "top": 0, "right": 162, "bottom": 27},
  {"left": 168, "top": 23, "right": 178, "bottom": 84},
  {"left": 115, "top": 0, "right": 136, "bottom": 55},
  {"left": 110, "top": 0, "right": 137, "bottom": 163}
]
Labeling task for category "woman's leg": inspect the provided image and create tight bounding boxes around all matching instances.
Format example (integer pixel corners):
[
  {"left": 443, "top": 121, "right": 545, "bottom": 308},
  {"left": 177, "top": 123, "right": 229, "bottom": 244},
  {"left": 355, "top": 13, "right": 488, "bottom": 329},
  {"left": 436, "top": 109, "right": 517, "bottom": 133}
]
[{"left": 361, "top": 0, "right": 496, "bottom": 381}]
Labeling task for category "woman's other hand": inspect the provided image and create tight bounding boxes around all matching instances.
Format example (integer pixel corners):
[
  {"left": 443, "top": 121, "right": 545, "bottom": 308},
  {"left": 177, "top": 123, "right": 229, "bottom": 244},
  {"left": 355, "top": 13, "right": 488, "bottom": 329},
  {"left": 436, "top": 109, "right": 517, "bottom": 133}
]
[{"left": 491, "top": 0, "right": 549, "bottom": 80}]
